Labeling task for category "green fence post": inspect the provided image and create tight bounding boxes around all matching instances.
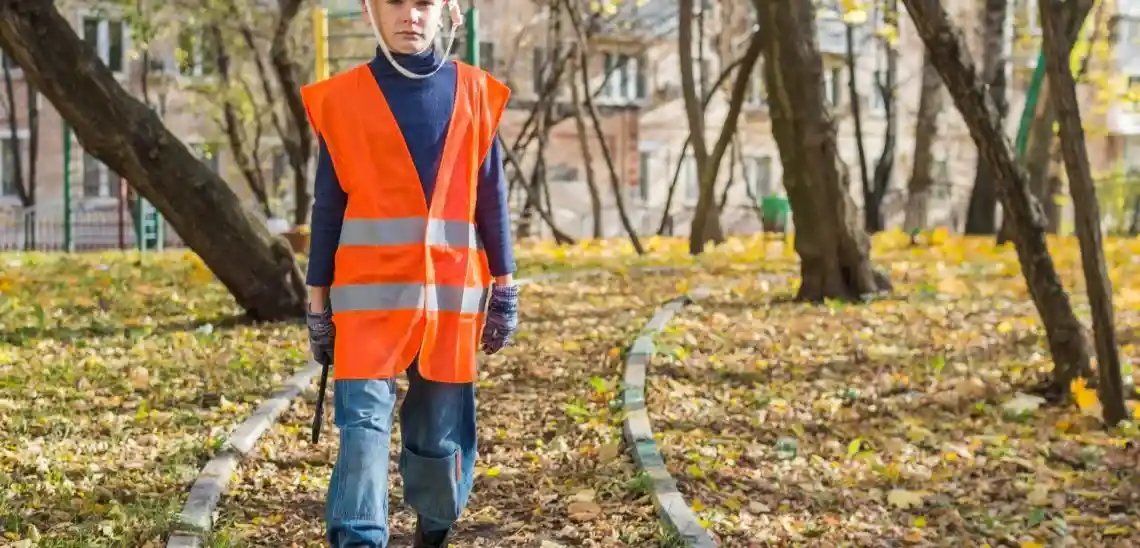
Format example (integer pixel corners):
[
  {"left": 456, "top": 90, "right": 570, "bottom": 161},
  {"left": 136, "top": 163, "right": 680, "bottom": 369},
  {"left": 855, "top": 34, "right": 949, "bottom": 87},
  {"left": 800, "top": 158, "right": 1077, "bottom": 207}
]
[
  {"left": 465, "top": 7, "right": 478, "bottom": 66},
  {"left": 62, "top": 122, "right": 73, "bottom": 253}
]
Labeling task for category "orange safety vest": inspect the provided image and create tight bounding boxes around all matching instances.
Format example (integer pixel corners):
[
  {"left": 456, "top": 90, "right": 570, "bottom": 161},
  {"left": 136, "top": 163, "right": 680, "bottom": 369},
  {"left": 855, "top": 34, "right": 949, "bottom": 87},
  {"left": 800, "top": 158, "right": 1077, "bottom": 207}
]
[{"left": 299, "top": 61, "right": 510, "bottom": 383}]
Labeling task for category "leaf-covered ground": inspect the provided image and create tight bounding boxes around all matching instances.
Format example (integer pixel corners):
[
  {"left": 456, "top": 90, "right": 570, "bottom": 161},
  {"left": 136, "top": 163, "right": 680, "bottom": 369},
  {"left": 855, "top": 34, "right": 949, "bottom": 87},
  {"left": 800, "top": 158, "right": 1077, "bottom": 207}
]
[
  {"left": 6, "top": 233, "right": 1140, "bottom": 547},
  {"left": 207, "top": 268, "right": 730, "bottom": 547},
  {"left": 648, "top": 234, "right": 1140, "bottom": 546},
  {"left": 0, "top": 251, "right": 315, "bottom": 547}
]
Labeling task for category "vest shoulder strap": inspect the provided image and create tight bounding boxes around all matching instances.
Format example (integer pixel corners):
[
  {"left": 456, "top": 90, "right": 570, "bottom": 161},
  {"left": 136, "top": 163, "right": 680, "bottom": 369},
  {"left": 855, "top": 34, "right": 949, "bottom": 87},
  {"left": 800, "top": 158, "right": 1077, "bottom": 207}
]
[
  {"left": 454, "top": 62, "right": 511, "bottom": 161},
  {"left": 299, "top": 65, "right": 370, "bottom": 139}
]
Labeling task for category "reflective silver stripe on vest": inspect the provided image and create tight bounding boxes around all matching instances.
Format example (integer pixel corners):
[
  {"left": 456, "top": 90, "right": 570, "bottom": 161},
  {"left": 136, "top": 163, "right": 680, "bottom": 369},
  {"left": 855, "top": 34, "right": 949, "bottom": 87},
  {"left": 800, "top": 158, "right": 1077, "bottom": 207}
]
[
  {"left": 330, "top": 283, "right": 489, "bottom": 314},
  {"left": 339, "top": 218, "right": 483, "bottom": 249}
]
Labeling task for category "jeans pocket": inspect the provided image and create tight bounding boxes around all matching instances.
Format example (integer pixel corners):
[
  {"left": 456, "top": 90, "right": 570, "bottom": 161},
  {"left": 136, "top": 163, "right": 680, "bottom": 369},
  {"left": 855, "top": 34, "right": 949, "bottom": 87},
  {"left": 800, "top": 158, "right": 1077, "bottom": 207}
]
[{"left": 399, "top": 445, "right": 462, "bottom": 524}]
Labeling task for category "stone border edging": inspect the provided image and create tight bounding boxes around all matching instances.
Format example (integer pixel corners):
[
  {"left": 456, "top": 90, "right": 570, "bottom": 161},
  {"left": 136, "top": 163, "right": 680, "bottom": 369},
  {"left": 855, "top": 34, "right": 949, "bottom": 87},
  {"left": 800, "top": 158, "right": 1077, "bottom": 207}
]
[
  {"left": 622, "top": 286, "right": 716, "bottom": 548},
  {"left": 164, "top": 271, "right": 581, "bottom": 547},
  {"left": 165, "top": 266, "right": 689, "bottom": 547}
]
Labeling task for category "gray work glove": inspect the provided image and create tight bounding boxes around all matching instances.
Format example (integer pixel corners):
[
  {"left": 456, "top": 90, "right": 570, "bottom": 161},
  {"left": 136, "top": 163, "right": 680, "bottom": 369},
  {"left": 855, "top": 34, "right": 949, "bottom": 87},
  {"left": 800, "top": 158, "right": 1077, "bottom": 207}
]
[
  {"left": 306, "top": 306, "right": 335, "bottom": 366},
  {"left": 481, "top": 284, "right": 519, "bottom": 354}
]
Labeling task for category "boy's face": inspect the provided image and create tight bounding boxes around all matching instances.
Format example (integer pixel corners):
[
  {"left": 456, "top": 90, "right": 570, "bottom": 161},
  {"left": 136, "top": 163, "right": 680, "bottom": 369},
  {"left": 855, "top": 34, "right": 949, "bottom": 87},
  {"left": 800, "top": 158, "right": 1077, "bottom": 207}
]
[{"left": 364, "top": 0, "right": 445, "bottom": 55}]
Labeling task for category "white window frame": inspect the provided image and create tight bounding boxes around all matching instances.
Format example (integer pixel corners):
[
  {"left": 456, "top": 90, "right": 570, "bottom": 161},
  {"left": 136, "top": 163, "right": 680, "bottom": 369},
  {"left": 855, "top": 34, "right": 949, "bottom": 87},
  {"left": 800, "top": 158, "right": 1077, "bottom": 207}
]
[
  {"left": 176, "top": 27, "right": 219, "bottom": 80},
  {"left": 744, "top": 155, "right": 774, "bottom": 200},
  {"left": 0, "top": 129, "right": 28, "bottom": 205},
  {"left": 822, "top": 65, "right": 843, "bottom": 105},
  {"left": 682, "top": 155, "right": 699, "bottom": 204},
  {"left": 80, "top": 149, "right": 118, "bottom": 204},
  {"left": 77, "top": 9, "right": 130, "bottom": 80},
  {"left": 600, "top": 52, "right": 647, "bottom": 104}
]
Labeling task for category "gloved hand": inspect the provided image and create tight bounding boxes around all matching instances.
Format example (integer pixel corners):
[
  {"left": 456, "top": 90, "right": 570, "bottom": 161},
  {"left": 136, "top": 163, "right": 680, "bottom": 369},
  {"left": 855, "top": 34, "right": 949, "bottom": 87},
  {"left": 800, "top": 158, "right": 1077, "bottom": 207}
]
[
  {"left": 306, "top": 305, "right": 335, "bottom": 366},
  {"left": 481, "top": 284, "right": 519, "bottom": 354}
]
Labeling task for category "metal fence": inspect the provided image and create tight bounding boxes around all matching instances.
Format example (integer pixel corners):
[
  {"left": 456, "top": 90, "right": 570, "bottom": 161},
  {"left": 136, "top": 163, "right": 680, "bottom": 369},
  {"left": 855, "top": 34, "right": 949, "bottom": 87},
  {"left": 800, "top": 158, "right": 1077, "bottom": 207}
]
[{"left": 0, "top": 203, "right": 186, "bottom": 252}]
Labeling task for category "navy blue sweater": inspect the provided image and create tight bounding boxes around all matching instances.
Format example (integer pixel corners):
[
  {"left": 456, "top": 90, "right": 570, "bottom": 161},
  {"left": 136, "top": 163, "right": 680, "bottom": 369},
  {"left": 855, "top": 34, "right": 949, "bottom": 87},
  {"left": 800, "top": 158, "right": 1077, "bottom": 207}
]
[{"left": 305, "top": 47, "right": 516, "bottom": 287}]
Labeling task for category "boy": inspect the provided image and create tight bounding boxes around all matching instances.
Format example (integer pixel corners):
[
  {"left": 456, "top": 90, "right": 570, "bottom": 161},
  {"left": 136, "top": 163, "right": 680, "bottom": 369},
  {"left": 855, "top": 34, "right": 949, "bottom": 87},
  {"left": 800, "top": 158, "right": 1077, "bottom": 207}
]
[{"left": 300, "top": 0, "right": 519, "bottom": 545}]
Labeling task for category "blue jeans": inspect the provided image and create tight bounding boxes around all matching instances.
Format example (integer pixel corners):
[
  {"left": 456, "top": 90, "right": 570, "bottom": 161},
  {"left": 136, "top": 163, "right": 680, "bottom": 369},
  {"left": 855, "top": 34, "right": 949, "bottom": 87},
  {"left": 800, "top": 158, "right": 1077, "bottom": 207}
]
[{"left": 325, "top": 361, "right": 477, "bottom": 547}]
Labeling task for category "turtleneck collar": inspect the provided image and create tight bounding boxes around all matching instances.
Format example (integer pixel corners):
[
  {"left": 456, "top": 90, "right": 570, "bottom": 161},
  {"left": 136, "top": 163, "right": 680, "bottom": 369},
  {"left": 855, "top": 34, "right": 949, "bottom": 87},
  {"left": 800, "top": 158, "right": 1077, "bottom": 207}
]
[{"left": 369, "top": 45, "right": 447, "bottom": 79}]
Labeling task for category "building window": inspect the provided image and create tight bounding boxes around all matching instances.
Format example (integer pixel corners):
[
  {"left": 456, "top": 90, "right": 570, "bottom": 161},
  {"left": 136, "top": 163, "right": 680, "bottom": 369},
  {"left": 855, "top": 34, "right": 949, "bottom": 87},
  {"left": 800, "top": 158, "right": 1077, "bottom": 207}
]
[
  {"left": 745, "top": 156, "right": 773, "bottom": 200},
  {"left": 532, "top": 47, "right": 547, "bottom": 96},
  {"left": 822, "top": 66, "right": 843, "bottom": 105},
  {"left": 745, "top": 63, "right": 766, "bottom": 108},
  {"left": 177, "top": 28, "right": 218, "bottom": 77},
  {"left": 81, "top": 15, "right": 127, "bottom": 74},
  {"left": 602, "top": 52, "right": 646, "bottom": 101},
  {"left": 479, "top": 41, "right": 495, "bottom": 71},
  {"left": 633, "top": 151, "right": 651, "bottom": 203},
  {"left": 83, "top": 151, "right": 115, "bottom": 199},
  {"left": 683, "top": 155, "right": 699, "bottom": 202},
  {"left": 1, "top": 137, "right": 21, "bottom": 198}
]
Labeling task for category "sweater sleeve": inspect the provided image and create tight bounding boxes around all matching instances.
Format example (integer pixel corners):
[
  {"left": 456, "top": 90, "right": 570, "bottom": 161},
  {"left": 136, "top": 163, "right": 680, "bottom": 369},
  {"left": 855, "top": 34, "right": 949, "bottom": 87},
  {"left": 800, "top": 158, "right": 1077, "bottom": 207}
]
[
  {"left": 305, "top": 135, "right": 347, "bottom": 287},
  {"left": 474, "top": 135, "right": 516, "bottom": 277}
]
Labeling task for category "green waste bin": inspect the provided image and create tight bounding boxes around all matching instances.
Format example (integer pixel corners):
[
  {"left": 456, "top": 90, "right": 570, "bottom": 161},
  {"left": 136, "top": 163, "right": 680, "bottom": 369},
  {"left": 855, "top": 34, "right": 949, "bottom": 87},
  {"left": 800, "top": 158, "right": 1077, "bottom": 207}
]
[{"left": 760, "top": 195, "right": 790, "bottom": 233}]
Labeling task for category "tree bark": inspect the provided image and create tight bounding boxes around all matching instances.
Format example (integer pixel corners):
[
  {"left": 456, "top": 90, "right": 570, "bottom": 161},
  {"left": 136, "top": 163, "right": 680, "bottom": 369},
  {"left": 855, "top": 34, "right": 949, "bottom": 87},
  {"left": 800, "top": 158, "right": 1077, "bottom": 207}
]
[
  {"left": 682, "top": 0, "right": 762, "bottom": 253},
  {"left": 901, "top": 0, "right": 1091, "bottom": 395},
  {"left": 0, "top": 0, "right": 306, "bottom": 320},
  {"left": 963, "top": 0, "right": 1008, "bottom": 235},
  {"left": 1040, "top": 0, "right": 1129, "bottom": 424},
  {"left": 270, "top": 0, "right": 312, "bottom": 227},
  {"left": 2, "top": 50, "right": 26, "bottom": 207},
  {"left": 754, "top": 0, "right": 889, "bottom": 301},
  {"left": 903, "top": 50, "right": 942, "bottom": 233}
]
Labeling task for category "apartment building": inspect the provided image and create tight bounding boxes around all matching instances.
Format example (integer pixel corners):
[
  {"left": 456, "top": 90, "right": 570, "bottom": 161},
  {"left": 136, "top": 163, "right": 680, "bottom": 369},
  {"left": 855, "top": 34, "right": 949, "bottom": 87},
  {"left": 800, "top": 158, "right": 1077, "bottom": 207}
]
[{"left": 2, "top": 0, "right": 1126, "bottom": 250}]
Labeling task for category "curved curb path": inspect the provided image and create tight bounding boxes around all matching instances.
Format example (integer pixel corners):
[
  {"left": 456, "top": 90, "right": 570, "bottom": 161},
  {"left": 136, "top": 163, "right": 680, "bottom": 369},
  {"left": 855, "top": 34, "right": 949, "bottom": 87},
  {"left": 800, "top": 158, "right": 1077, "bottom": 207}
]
[
  {"left": 164, "top": 269, "right": 631, "bottom": 547},
  {"left": 621, "top": 286, "right": 716, "bottom": 548}
]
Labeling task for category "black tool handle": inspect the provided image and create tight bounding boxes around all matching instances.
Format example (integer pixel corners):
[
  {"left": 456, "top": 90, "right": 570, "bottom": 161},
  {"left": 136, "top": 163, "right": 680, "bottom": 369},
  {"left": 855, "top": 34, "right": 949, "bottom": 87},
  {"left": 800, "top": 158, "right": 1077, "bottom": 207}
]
[{"left": 311, "top": 359, "right": 331, "bottom": 443}]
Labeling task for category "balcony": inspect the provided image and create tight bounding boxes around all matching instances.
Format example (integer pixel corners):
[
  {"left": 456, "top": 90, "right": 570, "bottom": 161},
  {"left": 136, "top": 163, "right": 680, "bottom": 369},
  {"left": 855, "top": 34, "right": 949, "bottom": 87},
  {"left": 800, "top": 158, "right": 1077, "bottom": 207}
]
[{"left": 816, "top": 12, "right": 872, "bottom": 57}]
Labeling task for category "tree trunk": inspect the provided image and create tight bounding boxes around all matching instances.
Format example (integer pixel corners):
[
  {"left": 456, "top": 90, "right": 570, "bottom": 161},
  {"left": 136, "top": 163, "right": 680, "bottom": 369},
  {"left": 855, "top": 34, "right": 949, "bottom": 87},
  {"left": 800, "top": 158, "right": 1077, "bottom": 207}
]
[
  {"left": 270, "top": 0, "right": 312, "bottom": 227},
  {"left": 964, "top": 0, "right": 1009, "bottom": 235},
  {"left": 901, "top": 0, "right": 1091, "bottom": 396},
  {"left": 904, "top": 50, "right": 942, "bottom": 233},
  {"left": 1040, "top": 0, "right": 1129, "bottom": 424},
  {"left": 682, "top": 0, "right": 762, "bottom": 253},
  {"left": 563, "top": 0, "right": 644, "bottom": 254},
  {"left": 0, "top": 0, "right": 306, "bottom": 320},
  {"left": 754, "top": 0, "right": 889, "bottom": 301},
  {"left": 844, "top": 23, "right": 873, "bottom": 232},
  {"left": 569, "top": 62, "right": 604, "bottom": 238},
  {"left": 997, "top": 0, "right": 1096, "bottom": 243},
  {"left": 212, "top": 25, "right": 272, "bottom": 219},
  {"left": 499, "top": 138, "right": 576, "bottom": 244},
  {"left": 869, "top": 0, "right": 899, "bottom": 233},
  {"left": 2, "top": 50, "right": 26, "bottom": 207}
]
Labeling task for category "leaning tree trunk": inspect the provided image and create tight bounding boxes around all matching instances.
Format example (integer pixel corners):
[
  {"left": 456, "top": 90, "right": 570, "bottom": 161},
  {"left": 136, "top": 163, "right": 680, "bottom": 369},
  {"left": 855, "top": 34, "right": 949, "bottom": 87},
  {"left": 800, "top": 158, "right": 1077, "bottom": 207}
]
[
  {"left": 753, "top": 0, "right": 889, "bottom": 301},
  {"left": 901, "top": 0, "right": 1091, "bottom": 396},
  {"left": 0, "top": 0, "right": 306, "bottom": 320},
  {"left": 1040, "top": 0, "right": 1130, "bottom": 424},
  {"left": 963, "top": 0, "right": 1008, "bottom": 234},
  {"left": 903, "top": 50, "right": 942, "bottom": 232},
  {"left": 997, "top": 0, "right": 1096, "bottom": 243}
]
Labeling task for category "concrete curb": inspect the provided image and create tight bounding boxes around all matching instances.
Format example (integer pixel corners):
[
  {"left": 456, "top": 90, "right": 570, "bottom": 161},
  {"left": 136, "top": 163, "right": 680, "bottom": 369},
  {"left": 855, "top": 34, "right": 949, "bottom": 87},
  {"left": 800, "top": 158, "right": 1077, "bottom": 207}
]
[
  {"left": 163, "top": 272, "right": 589, "bottom": 547},
  {"left": 165, "top": 266, "right": 689, "bottom": 547},
  {"left": 622, "top": 286, "right": 716, "bottom": 548}
]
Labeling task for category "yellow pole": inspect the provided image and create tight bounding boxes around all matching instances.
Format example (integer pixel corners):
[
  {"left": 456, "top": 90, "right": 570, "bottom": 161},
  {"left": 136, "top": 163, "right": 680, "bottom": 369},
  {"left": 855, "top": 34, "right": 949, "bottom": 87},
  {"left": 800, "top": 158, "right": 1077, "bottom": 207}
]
[{"left": 312, "top": 7, "right": 329, "bottom": 80}]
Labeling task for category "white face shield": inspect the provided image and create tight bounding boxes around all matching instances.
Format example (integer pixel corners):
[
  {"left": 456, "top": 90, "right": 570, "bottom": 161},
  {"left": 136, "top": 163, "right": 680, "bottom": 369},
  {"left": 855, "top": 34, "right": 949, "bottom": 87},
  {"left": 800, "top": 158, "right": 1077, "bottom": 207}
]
[{"left": 362, "top": 0, "right": 463, "bottom": 80}]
